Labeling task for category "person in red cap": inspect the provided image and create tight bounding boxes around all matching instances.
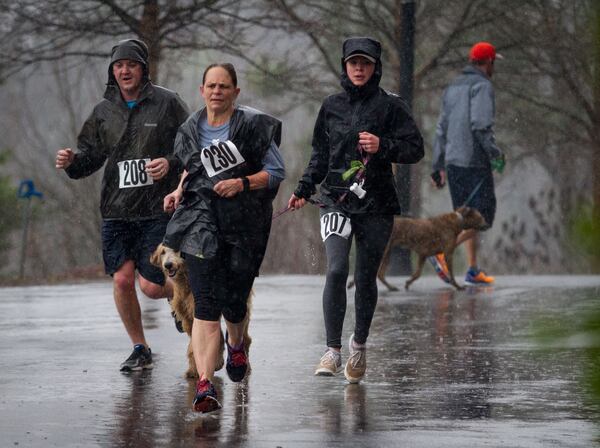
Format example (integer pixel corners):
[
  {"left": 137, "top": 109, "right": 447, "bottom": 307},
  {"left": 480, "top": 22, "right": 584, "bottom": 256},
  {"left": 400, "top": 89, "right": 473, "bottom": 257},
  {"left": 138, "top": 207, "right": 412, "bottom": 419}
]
[{"left": 429, "top": 41, "right": 505, "bottom": 286}]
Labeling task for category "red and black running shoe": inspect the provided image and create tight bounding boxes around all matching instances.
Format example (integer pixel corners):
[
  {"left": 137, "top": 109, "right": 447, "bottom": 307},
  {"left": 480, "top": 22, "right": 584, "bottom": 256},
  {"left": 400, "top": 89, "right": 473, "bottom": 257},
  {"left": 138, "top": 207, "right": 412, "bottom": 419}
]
[
  {"left": 225, "top": 333, "right": 248, "bottom": 382},
  {"left": 193, "top": 379, "right": 221, "bottom": 413}
]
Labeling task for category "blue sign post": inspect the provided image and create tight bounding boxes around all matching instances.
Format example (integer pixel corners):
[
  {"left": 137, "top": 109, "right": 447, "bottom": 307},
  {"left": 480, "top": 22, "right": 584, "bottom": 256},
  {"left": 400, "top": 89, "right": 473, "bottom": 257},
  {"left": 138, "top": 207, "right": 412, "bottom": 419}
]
[{"left": 18, "top": 180, "right": 43, "bottom": 279}]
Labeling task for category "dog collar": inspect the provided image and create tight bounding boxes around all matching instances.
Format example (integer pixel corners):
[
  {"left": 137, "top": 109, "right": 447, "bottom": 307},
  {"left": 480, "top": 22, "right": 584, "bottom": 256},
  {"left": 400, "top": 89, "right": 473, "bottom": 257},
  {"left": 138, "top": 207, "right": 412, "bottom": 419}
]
[{"left": 455, "top": 211, "right": 465, "bottom": 227}]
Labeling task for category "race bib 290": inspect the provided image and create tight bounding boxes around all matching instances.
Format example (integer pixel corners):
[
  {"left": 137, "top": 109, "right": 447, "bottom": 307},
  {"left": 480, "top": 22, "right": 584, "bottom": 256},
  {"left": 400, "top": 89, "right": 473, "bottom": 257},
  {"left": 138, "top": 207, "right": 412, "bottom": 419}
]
[
  {"left": 118, "top": 159, "right": 153, "bottom": 189},
  {"left": 320, "top": 212, "right": 352, "bottom": 241},
  {"left": 201, "top": 140, "right": 245, "bottom": 178}
]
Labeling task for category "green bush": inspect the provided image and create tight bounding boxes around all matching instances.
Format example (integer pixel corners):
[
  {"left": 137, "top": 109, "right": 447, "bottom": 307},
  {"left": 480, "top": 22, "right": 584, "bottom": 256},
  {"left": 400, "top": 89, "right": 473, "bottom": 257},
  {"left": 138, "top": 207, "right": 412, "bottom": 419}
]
[
  {"left": 569, "top": 204, "right": 600, "bottom": 272},
  {"left": 563, "top": 203, "right": 600, "bottom": 405},
  {"left": 0, "top": 153, "right": 21, "bottom": 260}
]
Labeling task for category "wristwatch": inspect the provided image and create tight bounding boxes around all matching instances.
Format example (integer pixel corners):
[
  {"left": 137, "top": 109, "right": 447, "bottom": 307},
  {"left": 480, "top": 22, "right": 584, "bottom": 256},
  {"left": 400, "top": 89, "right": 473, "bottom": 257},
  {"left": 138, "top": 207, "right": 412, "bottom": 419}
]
[{"left": 241, "top": 177, "right": 250, "bottom": 191}]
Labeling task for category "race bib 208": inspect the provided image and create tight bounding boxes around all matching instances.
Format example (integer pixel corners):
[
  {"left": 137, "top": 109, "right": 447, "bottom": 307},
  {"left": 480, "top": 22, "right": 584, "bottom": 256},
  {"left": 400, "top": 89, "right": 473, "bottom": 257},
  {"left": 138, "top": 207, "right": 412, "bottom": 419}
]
[{"left": 118, "top": 159, "right": 153, "bottom": 189}]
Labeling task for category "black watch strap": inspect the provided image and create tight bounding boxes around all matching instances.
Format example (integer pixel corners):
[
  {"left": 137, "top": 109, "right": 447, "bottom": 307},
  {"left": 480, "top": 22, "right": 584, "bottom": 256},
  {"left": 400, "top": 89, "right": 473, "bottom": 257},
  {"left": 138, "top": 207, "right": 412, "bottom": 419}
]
[{"left": 241, "top": 177, "right": 250, "bottom": 191}]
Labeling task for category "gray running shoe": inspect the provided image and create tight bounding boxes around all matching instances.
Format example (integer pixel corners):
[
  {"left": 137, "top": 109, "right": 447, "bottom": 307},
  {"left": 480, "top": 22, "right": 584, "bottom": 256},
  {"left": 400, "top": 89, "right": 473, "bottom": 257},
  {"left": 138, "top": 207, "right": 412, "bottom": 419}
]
[
  {"left": 344, "top": 334, "right": 366, "bottom": 384},
  {"left": 314, "top": 349, "right": 342, "bottom": 376},
  {"left": 120, "top": 344, "right": 153, "bottom": 372}
]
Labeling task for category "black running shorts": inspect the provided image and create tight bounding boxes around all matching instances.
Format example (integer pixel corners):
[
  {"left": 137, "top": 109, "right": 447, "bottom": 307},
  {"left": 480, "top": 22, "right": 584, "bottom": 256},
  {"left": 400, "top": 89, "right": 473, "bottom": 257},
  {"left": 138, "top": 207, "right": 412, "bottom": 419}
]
[
  {"left": 446, "top": 165, "right": 496, "bottom": 229},
  {"left": 183, "top": 245, "right": 256, "bottom": 323},
  {"left": 101, "top": 217, "right": 169, "bottom": 285}
]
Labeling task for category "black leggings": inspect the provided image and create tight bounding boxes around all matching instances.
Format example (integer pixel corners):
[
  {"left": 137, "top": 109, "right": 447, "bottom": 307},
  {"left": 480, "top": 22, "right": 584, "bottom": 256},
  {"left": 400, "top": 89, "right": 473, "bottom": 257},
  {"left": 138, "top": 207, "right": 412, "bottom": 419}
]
[
  {"left": 183, "top": 246, "right": 255, "bottom": 323},
  {"left": 321, "top": 212, "right": 393, "bottom": 348}
]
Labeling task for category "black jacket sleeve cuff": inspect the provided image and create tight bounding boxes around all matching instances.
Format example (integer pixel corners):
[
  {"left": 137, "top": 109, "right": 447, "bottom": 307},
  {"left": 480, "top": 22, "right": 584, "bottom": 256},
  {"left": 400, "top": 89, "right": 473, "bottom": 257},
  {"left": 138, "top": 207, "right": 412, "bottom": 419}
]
[{"left": 294, "top": 182, "right": 314, "bottom": 199}]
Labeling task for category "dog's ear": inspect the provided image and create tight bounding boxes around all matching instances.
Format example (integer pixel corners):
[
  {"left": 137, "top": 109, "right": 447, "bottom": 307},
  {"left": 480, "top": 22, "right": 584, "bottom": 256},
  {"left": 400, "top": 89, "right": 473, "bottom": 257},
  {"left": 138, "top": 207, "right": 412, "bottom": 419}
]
[
  {"left": 456, "top": 205, "right": 468, "bottom": 216},
  {"left": 463, "top": 207, "right": 480, "bottom": 220},
  {"left": 149, "top": 243, "right": 164, "bottom": 266}
]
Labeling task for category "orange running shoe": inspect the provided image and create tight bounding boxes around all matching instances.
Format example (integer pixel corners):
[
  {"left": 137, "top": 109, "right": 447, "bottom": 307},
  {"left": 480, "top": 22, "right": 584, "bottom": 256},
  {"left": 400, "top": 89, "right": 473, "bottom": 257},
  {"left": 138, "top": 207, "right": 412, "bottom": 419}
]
[
  {"left": 465, "top": 267, "right": 495, "bottom": 285},
  {"left": 427, "top": 253, "right": 451, "bottom": 284}
]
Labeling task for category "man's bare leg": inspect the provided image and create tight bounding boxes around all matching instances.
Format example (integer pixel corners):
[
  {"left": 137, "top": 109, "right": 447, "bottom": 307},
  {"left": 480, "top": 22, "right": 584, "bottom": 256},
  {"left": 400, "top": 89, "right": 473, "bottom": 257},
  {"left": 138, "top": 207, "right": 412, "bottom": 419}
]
[{"left": 113, "top": 260, "right": 147, "bottom": 346}]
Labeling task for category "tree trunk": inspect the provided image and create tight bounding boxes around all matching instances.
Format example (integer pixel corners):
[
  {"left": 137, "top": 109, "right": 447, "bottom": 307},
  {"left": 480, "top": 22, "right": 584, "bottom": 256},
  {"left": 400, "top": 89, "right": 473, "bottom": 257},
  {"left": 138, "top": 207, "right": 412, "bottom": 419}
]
[
  {"left": 139, "top": 0, "right": 161, "bottom": 82},
  {"left": 389, "top": 0, "right": 417, "bottom": 275},
  {"left": 593, "top": 1, "right": 600, "bottom": 213}
]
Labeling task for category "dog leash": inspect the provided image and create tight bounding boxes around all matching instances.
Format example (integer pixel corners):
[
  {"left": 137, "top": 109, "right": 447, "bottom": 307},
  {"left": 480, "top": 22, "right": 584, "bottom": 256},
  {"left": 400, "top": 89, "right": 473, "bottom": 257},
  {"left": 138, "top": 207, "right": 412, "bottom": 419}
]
[
  {"left": 271, "top": 198, "right": 324, "bottom": 221},
  {"left": 277, "top": 177, "right": 483, "bottom": 221},
  {"left": 271, "top": 205, "right": 291, "bottom": 221},
  {"left": 463, "top": 179, "right": 484, "bottom": 207},
  {"left": 273, "top": 146, "right": 371, "bottom": 221}
]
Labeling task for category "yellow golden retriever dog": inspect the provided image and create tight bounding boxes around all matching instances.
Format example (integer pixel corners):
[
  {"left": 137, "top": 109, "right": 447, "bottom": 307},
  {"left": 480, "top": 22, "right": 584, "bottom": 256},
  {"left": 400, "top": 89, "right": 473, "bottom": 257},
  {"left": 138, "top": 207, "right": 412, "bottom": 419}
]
[{"left": 150, "top": 243, "right": 252, "bottom": 378}]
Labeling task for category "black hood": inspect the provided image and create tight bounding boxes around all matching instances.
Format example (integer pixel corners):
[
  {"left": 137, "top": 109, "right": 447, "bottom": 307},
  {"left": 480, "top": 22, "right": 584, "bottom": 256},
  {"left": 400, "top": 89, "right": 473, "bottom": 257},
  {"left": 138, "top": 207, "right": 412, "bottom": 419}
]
[
  {"left": 340, "top": 37, "right": 383, "bottom": 100},
  {"left": 107, "top": 38, "right": 150, "bottom": 85}
]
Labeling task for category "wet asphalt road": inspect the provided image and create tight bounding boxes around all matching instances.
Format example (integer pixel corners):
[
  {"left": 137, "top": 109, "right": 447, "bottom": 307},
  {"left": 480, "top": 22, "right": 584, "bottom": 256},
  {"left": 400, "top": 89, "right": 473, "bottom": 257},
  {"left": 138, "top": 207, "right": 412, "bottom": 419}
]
[{"left": 1, "top": 275, "right": 600, "bottom": 447}]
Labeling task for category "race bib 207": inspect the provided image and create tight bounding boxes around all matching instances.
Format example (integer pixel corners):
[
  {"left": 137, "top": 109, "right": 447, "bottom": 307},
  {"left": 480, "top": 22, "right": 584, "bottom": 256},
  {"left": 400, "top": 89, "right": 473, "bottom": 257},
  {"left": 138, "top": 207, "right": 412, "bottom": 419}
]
[{"left": 320, "top": 212, "right": 352, "bottom": 241}]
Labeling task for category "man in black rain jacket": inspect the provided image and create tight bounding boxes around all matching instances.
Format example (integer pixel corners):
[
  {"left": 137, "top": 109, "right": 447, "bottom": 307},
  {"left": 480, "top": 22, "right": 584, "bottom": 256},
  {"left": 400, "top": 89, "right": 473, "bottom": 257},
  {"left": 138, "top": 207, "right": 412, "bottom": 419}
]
[{"left": 55, "top": 39, "right": 189, "bottom": 372}]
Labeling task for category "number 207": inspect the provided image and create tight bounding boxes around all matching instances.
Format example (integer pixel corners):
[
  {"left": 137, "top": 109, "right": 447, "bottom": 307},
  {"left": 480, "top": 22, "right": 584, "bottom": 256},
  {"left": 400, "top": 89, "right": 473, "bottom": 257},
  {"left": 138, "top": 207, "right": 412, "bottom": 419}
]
[{"left": 323, "top": 213, "right": 348, "bottom": 237}]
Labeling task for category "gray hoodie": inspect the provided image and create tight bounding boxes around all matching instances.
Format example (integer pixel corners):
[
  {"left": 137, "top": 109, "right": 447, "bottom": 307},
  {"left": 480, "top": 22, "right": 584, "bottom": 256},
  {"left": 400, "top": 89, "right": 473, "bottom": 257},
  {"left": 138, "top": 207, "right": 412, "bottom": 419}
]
[{"left": 432, "top": 65, "right": 503, "bottom": 171}]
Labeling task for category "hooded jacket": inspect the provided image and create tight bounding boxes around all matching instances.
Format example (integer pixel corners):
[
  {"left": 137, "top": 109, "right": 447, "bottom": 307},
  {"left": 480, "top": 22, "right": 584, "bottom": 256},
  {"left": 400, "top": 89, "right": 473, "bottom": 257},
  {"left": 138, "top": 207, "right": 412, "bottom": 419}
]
[
  {"left": 294, "top": 37, "right": 424, "bottom": 215},
  {"left": 65, "top": 39, "right": 189, "bottom": 220},
  {"left": 162, "top": 106, "right": 281, "bottom": 273},
  {"left": 432, "top": 65, "right": 503, "bottom": 171}
]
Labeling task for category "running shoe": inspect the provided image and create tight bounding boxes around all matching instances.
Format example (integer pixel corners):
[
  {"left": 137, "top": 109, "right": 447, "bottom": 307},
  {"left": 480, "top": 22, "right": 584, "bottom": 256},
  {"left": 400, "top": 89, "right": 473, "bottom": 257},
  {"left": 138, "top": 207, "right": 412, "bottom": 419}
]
[
  {"left": 465, "top": 267, "right": 495, "bottom": 285},
  {"left": 314, "top": 349, "right": 342, "bottom": 376},
  {"left": 193, "top": 379, "right": 222, "bottom": 413},
  {"left": 119, "top": 344, "right": 153, "bottom": 372},
  {"left": 427, "top": 253, "right": 451, "bottom": 284},
  {"left": 344, "top": 334, "right": 366, "bottom": 384},
  {"left": 225, "top": 333, "right": 248, "bottom": 382}
]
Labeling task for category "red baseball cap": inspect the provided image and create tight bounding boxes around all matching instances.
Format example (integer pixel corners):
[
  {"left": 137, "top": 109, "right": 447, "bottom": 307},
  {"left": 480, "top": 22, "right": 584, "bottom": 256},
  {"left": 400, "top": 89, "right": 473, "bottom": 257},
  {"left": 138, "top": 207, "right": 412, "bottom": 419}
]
[{"left": 469, "top": 42, "right": 503, "bottom": 61}]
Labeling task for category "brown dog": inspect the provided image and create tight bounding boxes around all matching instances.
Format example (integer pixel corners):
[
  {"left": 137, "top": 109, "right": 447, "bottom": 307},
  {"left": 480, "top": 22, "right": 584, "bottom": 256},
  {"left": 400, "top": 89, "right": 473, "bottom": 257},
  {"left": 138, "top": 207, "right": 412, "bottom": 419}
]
[
  {"left": 348, "top": 206, "right": 487, "bottom": 291},
  {"left": 150, "top": 243, "right": 252, "bottom": 378}
]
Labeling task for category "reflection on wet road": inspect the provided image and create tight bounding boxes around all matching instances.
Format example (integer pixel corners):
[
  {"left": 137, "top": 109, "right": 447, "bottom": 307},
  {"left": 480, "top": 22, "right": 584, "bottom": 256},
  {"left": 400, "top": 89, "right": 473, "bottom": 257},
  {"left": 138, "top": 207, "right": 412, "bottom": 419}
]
[{"left": 0, "top": 276, "right": 599, "bottom": 447}]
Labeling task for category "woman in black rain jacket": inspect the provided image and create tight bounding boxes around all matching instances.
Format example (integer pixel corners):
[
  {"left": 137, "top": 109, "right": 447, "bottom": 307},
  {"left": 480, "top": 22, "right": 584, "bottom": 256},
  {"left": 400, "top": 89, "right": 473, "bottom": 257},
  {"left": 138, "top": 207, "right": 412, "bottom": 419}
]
[
  {"left": 288, "top": 36, "right": 423, "bottom": 384},
  {"left": 162, "top": 63, "right": 284, "bottom": 413}
]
